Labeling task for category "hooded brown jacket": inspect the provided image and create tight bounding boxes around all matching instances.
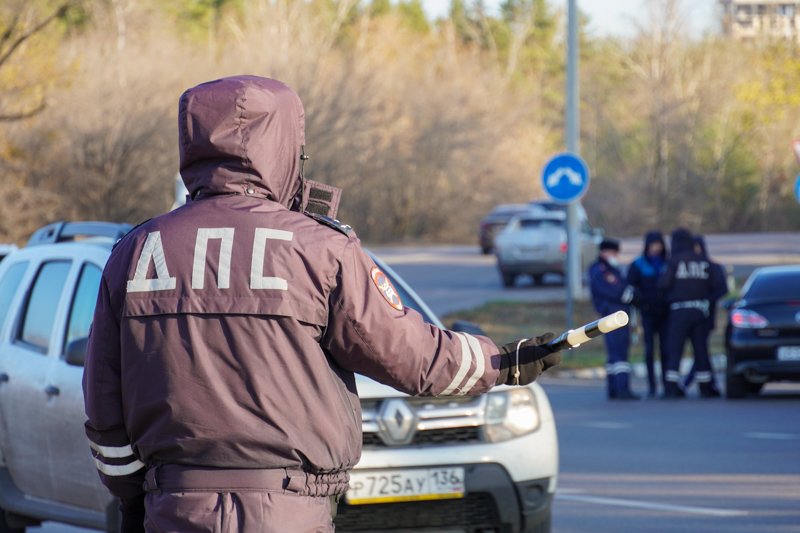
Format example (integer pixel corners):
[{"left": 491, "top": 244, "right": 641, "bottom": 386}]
[{"left": 83, "top": 76, "right": 501, "bottom": 500}]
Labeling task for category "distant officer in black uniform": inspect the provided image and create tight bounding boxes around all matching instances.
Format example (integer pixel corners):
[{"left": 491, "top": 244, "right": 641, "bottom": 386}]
[
  {"left": 682, "top": 235, "right": 728, "bottom": 394},
  {"left": 589, "top": 239, "right": 639, "bottom": 400},
  {"left": 660, "top": 229, "right": 724, "bottom": 398},
  {"left": 626, "top": 231, "right": 669, "bottom": 398}
]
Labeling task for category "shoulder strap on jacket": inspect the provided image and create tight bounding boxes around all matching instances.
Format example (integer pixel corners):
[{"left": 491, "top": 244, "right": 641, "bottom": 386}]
[{"left": 305, "top": 212, "right": 353, "bottom": 236}]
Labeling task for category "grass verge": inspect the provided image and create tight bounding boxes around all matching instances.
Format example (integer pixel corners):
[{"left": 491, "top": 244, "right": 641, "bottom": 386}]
[{"left": 444, "top": 300, "right": 727, "bottom": 370}]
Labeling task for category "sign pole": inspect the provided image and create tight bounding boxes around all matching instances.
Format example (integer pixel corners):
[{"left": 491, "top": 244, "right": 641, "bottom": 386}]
[{"left": 565, "top": 0, "right": 580, "bottom": 329}]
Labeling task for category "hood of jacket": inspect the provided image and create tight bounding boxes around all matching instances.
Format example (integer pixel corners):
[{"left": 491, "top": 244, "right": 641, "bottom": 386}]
[
  {"left": 642, "top": 230, "right": 667, "bottom": 259},
  {"left": 694, "top": 235, "right": 708, "bottom": 258},
  {"left": 670, "top": 228, "right": 694, "bottom": 255},
  {"left": 178, "top": 75, "right": 305, "bottom": 208}
]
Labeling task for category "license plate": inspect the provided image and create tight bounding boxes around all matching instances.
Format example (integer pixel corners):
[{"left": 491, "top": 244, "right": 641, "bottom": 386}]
[
  {"left": 346, "top": 467, "right": 465, "bottom": 505},
  {"left": 777, "top": 346, "right": 800, "bottom": 361}
]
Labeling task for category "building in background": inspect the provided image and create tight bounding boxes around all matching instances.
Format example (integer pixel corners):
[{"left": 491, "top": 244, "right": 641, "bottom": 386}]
[{"left": 720, "top": 0, "right": 800, "bottom": 42}]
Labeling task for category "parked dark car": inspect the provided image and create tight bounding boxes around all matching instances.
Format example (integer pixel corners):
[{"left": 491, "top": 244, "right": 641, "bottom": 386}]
[
  {"left": 478, "top": 204, "right": 531, "bottom": 254},
  {"left": 724, "top": 265, "right": 800, "bottom": 398}
]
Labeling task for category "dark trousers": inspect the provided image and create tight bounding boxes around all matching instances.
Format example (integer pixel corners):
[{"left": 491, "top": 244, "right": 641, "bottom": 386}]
[
  {"left": 604, "top": 326, "right": 632, "bottom": 397},
  {"left": 640, "top": 312, "right": 669, "bottom": 395},
  {"left": 145, "top": 491, "right": 335, "bottom": 532},
  {"left": 141, "top": 465, "right": 337, "bottom": 532},
  {"left": 665, "top": 308, "right": 714, "bottom": 394},
  {"left": 683, "top": 320, "right": 721, "bottom": 393}
]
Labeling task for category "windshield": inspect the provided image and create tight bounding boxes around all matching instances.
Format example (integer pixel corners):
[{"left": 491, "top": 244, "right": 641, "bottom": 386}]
[{"left": 519, "top": 218, "right": 564, "bottom": 229}]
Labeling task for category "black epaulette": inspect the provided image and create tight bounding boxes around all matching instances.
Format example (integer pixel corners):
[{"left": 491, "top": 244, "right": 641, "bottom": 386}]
[
  {"left": 305, "top": 212, "right": 353, "bottom": 236},
  {"left": 112, "top": 218, "right": 151, "bottom": 251}
]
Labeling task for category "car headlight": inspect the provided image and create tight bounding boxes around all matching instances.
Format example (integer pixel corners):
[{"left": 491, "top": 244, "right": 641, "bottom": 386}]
[{"left": 484, "top": 388, "right": 540, "bottom": 442}]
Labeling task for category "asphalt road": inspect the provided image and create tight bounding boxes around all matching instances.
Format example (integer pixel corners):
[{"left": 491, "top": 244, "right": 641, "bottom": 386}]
[{"left": 543, "top": 375, "right": 800, "bottom": 533}]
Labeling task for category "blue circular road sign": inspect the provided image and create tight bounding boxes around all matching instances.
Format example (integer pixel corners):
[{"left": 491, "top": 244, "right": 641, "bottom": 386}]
[
  {"left": 541, "top": 152, "right": 590, "bottom": 204},
  {"left": 795, "top": 175, "right": 800, "bottom": 204}
]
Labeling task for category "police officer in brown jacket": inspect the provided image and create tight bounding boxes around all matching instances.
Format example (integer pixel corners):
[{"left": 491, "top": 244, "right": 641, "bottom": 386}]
[{"left": 83, "top": 75, "right": 561, "bottom": 533}]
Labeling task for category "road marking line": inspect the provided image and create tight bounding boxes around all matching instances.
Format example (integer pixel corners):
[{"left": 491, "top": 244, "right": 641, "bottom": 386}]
[
  {"left": 556, "top": 493, "right": 749, "bottom": 517},
  {"left": 582, "top": 421, "right": 633, "bottom": 430},
  {"left": 744, "top": 432, "right": 800, "bottom": 440}
]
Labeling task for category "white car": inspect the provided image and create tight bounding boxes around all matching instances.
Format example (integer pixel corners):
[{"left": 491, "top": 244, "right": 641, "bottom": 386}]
[
  {"left": 0, "top": 244, "right": 17, "bottom": 263},
  {"left": 0, "top": 221, "right": 559, "bottom": 533},
  {"left": 494, "top": 208, "right": 601, "bottom": 288}
]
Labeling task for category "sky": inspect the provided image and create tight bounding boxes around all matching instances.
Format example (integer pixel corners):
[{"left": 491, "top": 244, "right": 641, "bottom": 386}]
[{"left": 421, "top": 0, "right": 719, "bottom": 37}]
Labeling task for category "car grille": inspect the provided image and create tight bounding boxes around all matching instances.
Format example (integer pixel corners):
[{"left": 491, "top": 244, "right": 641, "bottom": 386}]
[
  {"left": 361, "top": 396, "right": 485, "bottom": 448},
  {"left": 336, "top": 493, "right": 500, "bottom": 531}
]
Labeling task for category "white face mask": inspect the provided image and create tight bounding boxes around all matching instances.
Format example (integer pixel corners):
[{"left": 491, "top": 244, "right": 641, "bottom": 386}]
[{"left": 606, "top": 256, "right": 620, "bottom": 268}]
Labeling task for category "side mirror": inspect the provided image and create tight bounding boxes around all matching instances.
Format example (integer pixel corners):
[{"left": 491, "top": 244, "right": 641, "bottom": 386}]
[
  {"left": 65, "top": 337, "right": 88, "bottom": 367},
  {"left": 450, "top": 320, "right": 487, "bottom": 337}
]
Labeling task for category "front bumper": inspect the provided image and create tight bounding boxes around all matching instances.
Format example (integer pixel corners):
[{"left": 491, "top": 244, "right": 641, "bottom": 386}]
[{"left": 335, "top": 463, "right": 552, "bottom": 532}]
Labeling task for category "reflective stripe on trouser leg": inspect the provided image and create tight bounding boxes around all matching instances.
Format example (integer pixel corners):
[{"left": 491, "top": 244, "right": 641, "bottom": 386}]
[
  {"left": 665, "top": 370, "right": 682, "bottom": 383},
  {"left": 694, "top": 371, "right": 713, "bottom": 383}
]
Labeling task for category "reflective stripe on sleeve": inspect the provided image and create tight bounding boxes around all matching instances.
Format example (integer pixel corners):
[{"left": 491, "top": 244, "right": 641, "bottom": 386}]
[
  {"left": 88, "top": 441, "right": 134, "bottom": 459},
  {"left": 440, "top": 333, "right": 473, "bottom": 396},
  {"left": 458, "top": 334, "right": 486, "bottom": 395},
  {"left": 94, "top": 457, "right": 145, "bottom": 477}
]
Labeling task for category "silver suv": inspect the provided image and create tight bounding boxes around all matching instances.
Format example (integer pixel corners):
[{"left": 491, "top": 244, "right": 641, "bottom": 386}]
[{"left": 0, "top": 222, "right": 558, "bottom": 533}]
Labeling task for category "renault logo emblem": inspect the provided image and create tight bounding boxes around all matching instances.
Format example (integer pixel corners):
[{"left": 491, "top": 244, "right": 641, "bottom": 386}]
[{"left": 377, "top": 399, "right": 417, "bottom": 446}]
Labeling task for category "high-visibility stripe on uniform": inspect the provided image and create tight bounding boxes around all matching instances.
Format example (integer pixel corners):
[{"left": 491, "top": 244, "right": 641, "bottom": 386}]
[
  {"left": 459, "top": 334, "right": 485, "bottom": 395},
  {"left": 606, "top": 362, "right": 632, "bottom": 375},
  {"left": 441, "top": 333, "right": 473, "bottom": 396},
  {"left": 93, "top": 457, "right": 145, "bottom": 477},
  {"left": 665, "top": 370, "right": 682, "bottom": 383},
  {"left": 695, "top": 371, "right": 713, "bottom": 383},
  {"left": 89, "top": 441, "right": 134, "bottom": 459}
]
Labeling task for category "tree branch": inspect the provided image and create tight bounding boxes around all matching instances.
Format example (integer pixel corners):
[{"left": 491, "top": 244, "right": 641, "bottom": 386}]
[
  {"left": 0, "top": 99, "right": 46, "bottom": 122},
  {"left": 0, "top": 1, "right": 73, "bottom": 70}
]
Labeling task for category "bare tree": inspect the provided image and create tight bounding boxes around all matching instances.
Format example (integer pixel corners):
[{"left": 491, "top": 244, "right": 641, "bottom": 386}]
[{"left": 0, "top": 0, "right": 77, "bottom": 122}]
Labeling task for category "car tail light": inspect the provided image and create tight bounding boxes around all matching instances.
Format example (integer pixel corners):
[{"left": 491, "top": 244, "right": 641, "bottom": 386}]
[
  {"left": 731, "top": 309, "right": 769, "bottom": 329},
  {"left": 559, "top": 242, "right": 567, "bottom": 254}
]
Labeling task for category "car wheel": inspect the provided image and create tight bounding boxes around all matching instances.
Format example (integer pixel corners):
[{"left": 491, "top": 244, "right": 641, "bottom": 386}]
[
  {"left": 501, "top": 272, "right": 516, "bottom": 288},
  {"left": 725, "top": 369, "right": 748, "bottom": 399}
]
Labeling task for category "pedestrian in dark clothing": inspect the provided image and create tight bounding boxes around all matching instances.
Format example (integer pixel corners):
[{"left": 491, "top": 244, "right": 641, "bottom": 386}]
[
  {"left": 660, "top": 228, "right": 725, "bottom": 398},
  {"left": 682, "top": 235, "right": 728, "bottom": 393},
  {"left": 589, "top": 239, "right": 638, "bottom": 400},
  {"left": 82, "top": 76, "right": 563, "bottom": 533},
  {"left": 627, "top": 231, "right": 669, "bottom": 398}
]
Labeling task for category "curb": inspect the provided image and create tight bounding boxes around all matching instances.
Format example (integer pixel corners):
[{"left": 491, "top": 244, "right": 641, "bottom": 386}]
[{"left": 554, "top": 354, "right": 727, "bottom": 379}]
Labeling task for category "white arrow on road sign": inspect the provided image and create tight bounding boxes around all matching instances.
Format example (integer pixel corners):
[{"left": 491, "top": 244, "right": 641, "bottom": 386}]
[{"left": 546, "top": 167, "right": 584, "bottom": 188}]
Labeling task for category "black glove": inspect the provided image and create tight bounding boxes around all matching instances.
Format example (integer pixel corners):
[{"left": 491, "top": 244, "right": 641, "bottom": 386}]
[
  {"left": 119, "top": 494, "right": 146, "bottom": 533},
  {"left": 496, "top": 332, "right": 562, "bottom": 386}
]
